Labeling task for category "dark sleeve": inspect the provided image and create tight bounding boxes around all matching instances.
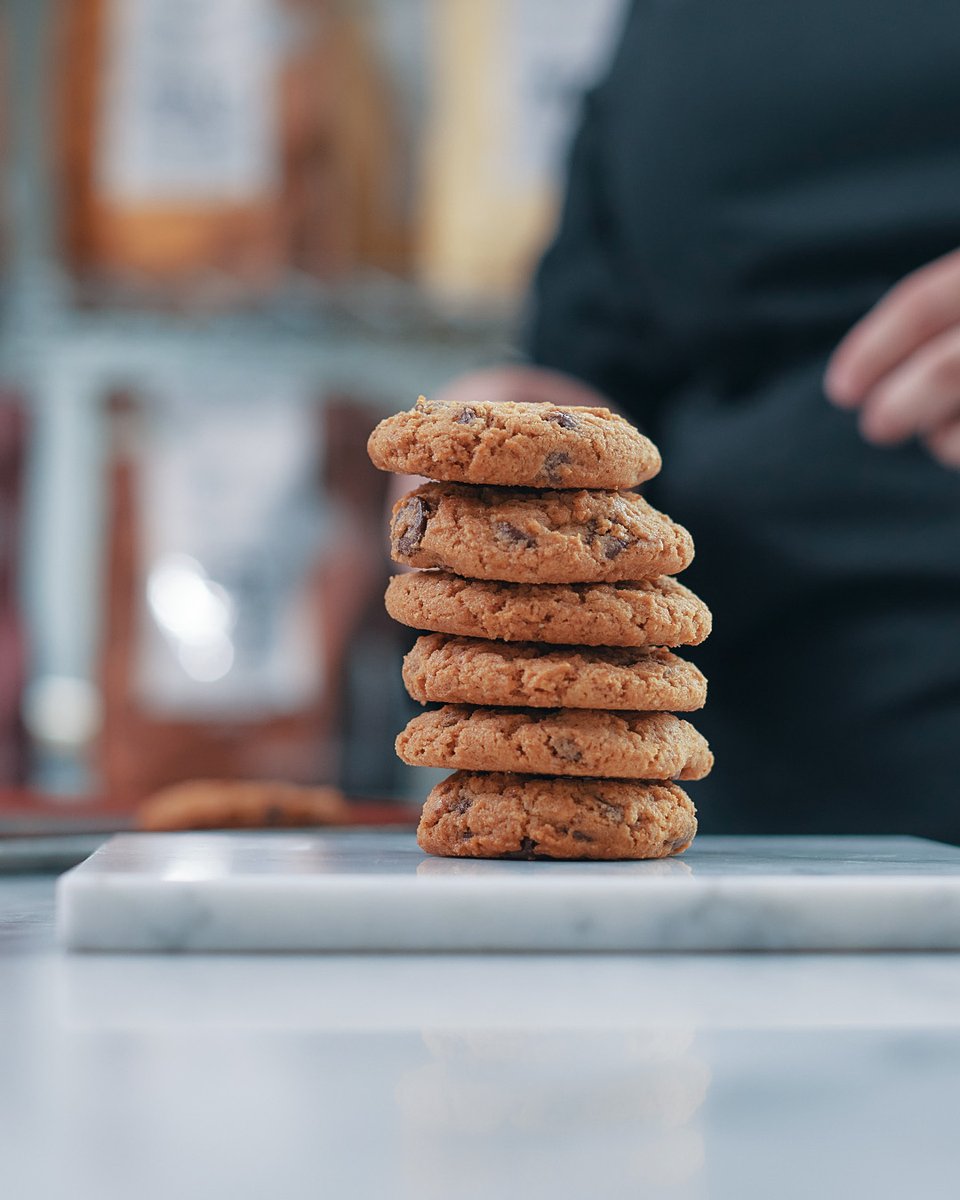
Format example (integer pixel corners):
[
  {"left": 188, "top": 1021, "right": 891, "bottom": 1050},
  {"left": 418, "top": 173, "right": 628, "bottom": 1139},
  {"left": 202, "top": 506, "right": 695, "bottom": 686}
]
[{"left": 525, "top": 19, "right": 681, "bottom": 423}]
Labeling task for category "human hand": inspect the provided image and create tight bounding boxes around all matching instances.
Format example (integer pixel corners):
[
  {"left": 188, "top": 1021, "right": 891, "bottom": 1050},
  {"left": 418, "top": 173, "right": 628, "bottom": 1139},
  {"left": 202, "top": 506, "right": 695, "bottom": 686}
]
[
  {"left": 429, "top": 363, "right": 612, "bottom": 411},
  {"left": 824, "top": 247, "right": 960, "bottom": 467}
]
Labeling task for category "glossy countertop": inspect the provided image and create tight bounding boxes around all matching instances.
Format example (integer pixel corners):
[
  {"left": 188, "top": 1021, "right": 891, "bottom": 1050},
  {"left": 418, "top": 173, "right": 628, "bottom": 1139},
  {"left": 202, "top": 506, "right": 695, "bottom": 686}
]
[{"left": 4, "top": 862, "right": 960, "bottom": 1198}]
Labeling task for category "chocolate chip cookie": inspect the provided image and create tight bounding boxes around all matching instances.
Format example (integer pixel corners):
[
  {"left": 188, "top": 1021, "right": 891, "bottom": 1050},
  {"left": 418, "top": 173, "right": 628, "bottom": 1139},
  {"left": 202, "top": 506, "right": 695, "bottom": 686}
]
[
  {"left": 390, "top": 483, "right": 694, "bottom": 583},
  {"left": 417, "top": 771, "right": 697, "bottom": 859},
  {"left": 397, "top": 706, "right": 713, "bottom": 780},
  {"left": 136, "top": 779, "right": 349, "bottom": 831},
  {"left": 385, "top": 571, "right": 712, "bottom": 647},
  {"left": 368, "top": 395, "right": 661, "bottom": 489},
  {"left": 403, "top": 634, "right": 707, "bottom": 710}
]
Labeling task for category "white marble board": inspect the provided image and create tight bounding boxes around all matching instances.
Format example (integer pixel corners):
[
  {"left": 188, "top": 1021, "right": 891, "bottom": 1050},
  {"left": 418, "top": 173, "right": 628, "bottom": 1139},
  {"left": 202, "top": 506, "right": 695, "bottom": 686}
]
[{"left": 56, "top": 832, "right": 960, "bottom": 952}]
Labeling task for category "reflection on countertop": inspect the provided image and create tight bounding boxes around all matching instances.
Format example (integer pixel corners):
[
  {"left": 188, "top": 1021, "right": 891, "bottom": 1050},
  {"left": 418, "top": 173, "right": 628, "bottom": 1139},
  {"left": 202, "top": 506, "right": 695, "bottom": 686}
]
[{"left": 3, "top": 873, "right": 960, "bottom": 1198}]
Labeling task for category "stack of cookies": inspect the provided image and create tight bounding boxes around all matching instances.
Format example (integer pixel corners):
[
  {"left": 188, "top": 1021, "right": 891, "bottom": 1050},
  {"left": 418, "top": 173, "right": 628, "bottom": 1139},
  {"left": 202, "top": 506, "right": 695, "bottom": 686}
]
[{"left": 368, "top": 395, "right": 712, "bottom": 860}]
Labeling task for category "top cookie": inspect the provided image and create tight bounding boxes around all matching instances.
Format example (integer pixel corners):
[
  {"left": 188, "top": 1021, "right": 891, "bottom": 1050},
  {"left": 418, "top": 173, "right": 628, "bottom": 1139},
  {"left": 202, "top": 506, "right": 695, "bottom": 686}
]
[{"left": 367, "top": 395, "right": 661, "bottom": 489}]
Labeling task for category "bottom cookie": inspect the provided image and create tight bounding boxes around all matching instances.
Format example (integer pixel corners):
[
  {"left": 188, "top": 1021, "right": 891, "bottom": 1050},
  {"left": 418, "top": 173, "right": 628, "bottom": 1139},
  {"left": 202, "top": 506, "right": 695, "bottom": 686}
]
[{"left": 417, "top": 771, "right": 696, "bottom": 861}]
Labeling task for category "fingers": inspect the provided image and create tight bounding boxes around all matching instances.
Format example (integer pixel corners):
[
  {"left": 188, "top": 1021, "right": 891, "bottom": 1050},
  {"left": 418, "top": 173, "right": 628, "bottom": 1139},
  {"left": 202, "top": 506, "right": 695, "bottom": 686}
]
[
  {"left": 387, "top": 472, "right": 427, "bottom": 507},
  {"left": 824, "top": 247, "right": 960, "bottom": 468},
  {"left": 856, "top": 326, "right": 960, "bottom": 445},
  {"left": 825, "top": 247, "right": 960, "bottom": 406},
  {"left": 924, "top": 420, "right": 960, "bottom": 469}
]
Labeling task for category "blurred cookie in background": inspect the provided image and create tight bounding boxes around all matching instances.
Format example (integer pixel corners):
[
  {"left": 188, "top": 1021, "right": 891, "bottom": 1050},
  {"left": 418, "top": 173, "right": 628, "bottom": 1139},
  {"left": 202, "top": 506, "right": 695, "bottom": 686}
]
[{"left": 137, "top": 778, "right": 349, "bottom": 831}]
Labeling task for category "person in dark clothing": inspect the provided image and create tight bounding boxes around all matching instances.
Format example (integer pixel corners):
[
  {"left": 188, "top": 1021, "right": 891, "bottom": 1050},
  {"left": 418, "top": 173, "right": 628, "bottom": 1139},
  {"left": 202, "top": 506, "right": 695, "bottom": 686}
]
[{"left": 436, "top": 1, "right": 960, "bottom": 841}]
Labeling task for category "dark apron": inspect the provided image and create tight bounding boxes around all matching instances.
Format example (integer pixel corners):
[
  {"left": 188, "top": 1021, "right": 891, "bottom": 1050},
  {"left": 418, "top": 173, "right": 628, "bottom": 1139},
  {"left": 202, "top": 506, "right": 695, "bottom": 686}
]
[{"left": 529, "top": 0, "right": 960, "bottom": 838}]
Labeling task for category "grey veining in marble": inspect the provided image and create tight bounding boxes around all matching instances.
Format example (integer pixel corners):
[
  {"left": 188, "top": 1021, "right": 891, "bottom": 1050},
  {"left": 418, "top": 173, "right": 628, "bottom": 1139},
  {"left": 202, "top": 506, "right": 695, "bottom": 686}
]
[{"left": 56, "top": 832, "right": 960, "bottom": 952}]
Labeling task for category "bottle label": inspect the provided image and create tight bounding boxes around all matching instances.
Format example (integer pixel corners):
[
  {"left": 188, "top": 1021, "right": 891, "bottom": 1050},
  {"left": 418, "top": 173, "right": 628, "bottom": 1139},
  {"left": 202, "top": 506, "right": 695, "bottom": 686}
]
[{"left": 96, "top": 0, "right": 280, "bottom": 203}]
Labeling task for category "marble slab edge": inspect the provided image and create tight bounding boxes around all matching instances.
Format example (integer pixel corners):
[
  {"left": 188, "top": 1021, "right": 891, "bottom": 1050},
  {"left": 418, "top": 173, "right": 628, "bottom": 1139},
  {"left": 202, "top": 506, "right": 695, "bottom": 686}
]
[{"left": 57, "top": 872, "right": 960, "bottom": 953}]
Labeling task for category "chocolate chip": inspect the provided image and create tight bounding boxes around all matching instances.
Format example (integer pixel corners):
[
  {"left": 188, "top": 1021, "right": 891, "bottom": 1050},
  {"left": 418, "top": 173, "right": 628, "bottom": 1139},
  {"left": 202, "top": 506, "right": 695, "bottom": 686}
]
[
  {"left": 545, "top": 410, "right": 579, "bottom": 430},
  {"left": 456, "top": 407, "right": 477, "bottom": 424},
  {"left": 450, "top": 791, "right": 473, "bottom": 814},
  {"left": 495, "top": 521, "right": 536, "bottom": 548},
  {"left": 264, "top": 804, "right": 284, "bottom": 825},
  {"left": 549, "top": 735, "right": 583, "bottom": 763},
  {"left": 542, "top": 450, "right": 570, "bottom": 482},
  {"left": 395, "top": 497, "right": 429, "bottom": 554},
  {"left": 503, "top": 836, "right": 540, "bottom": 859},
  {"left": 572, "top": 830, "right": 594, "bottom": 843},
  {"left": 602, "top": 535, "right": 631, "bottom": 559},
  {"left": 461, "top": 830, "right": 474, "bottom": 840}
]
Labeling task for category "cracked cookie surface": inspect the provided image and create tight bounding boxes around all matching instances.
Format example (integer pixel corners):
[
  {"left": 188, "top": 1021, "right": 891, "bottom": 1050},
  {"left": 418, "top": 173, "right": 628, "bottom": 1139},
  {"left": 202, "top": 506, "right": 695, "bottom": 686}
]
[
  {"left": 390, "top": 483, "right": 694, "bottom": 583},
  {"left": 397, "top": 706, "right": 713, "bottom": 780},
  {"left": 385, "top": 571, "right": 711, "bottom": 647},
  {"left": 368, "top": 395, "right": 661, "bottom": 489},
  {"left": 417, "top": 772, "right": 696, "bottom": 859},
  {"left": 403, "top": 634, "right": 707, "bottom": 710}
]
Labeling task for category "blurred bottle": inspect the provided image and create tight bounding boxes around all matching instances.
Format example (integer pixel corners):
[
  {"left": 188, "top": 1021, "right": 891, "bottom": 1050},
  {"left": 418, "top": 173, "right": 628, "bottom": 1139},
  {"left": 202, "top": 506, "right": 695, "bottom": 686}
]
[
  {"left": 56, "top": 0, "right": 410, "bottom": 305},
  {"left": 0, "top": 396, "right": 29, "bottom": 786},
  {"left": 97, "top": 383, "right": 390, "bottom": 806},
  {"left": 0, "top": 11, "right": 8, "bottom": 286},
  {"left": 99, "top": 385, "right": 326, "bottom": 803}
]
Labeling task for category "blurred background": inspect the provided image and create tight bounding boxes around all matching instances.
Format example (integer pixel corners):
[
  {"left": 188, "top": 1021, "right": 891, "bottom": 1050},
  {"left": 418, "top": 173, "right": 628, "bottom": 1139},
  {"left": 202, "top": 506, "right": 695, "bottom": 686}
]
[{"left": 0, "top": 0, "right": 628, "bottom": 813}]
